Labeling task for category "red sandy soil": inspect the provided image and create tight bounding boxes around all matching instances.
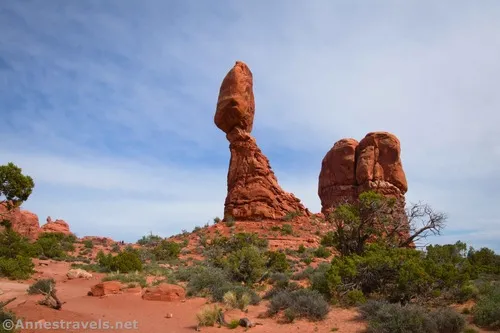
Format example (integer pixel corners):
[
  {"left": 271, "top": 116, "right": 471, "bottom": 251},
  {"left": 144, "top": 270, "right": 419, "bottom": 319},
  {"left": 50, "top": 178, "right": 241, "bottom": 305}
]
[{"left": 0, "top": 259, "right": 365, "bottom": 333}]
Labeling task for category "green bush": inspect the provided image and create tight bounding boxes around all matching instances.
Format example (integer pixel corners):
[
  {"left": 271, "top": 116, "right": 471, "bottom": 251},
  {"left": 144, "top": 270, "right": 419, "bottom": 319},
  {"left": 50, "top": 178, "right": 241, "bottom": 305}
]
[
  {"left": 196, "top": 305, "right": 223, "bottom": 327},
  {"left": 186, "top": 266, "right": 231, "bottom": 298},
  {"left": 282, "top": 210, "right": 301, "bottom": 222},
  {"left": 223, "top": 290, "right": 251, "bottom": 310},
  {"left": 472, "top": 284, "right": 500, "bottom": 329},
  {"left": 35, "top": 233, "right": 67, "bottom": 259},
  {"left": 267, "top": 289, "right": 329, "bottom": 321},
  {"left": 360, "top": 301, "right": 435, "bottom": 333},
  {"left": 0, "top": 307, "right": 17, "bottom": 333},
  {"left": 0, "top": 255, "right": 34, "bottom": 280},
  {"left": 297, "top": 244, "right": 306, "bottom": 253},
  {"left": 320, "top": 231, "right": 336, "bottom": 247},
  {"left": 266, "top": 251, "right": 290, "bottom": 273},
  {"left": 281, "top": 224, "right": 293, "bottom": 236},
  {"left": 343, "top": 289, "right": 366, "bottom": 306},
  {"left": 359, "top": 301, "right": 465, "bottom": 333},
  {"left": 431, "top": 307, "right": 466, "bottom": 333},
  {"left": 226, "top": 245, "right": 266, "bottom": 284},
  {"left": 468, "top": 247, "right": 500, "bottom": 274},
  {"left": 151, "top": 240, "right": 181, "bottom": 261},
  {"left": 137, "top": 233, "right": 162, "bottom": 246},
  {"left": 83, "top": 239, "right": 93, "bottom": 249},
  {"left": 312, "top": 242, "right": 476, "bottom": 304},
  {"left": 313, "top": 246, "right": 331, "bottom": 258},
  {"left": 95, "top": 249, "right": 142, "bottom": 273},
  {"left": 0, "top": 229, "right": 38, "bottom": 258},
  {"left": 27, "top": 278, "right": 55, "bottom": 295},
  {"left": 109, "top": 250, "right": 142, "bottom": 273},
  {"left": 292, "top": 266, "right": 315, "bottom": 281}
]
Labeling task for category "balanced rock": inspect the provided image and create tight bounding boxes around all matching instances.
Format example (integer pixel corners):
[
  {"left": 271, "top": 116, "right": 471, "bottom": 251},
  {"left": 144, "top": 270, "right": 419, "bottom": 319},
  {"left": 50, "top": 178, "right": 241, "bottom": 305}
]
[
  {"left": 215, "top": 62, "right": 308, "bottom": 220},
  {"left": 318, "top": 132, "right": 408, "bottom": 216}
]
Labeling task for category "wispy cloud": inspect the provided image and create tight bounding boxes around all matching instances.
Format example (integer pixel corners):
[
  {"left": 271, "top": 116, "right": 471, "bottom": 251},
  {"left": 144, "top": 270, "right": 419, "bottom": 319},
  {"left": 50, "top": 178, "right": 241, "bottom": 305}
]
[{"left": 1, "top": 0, "right": 499, "bottom": 251}]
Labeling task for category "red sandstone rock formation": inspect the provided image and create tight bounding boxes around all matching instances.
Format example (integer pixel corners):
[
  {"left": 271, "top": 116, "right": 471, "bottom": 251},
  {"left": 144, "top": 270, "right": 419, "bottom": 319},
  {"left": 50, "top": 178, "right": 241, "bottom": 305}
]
[
  {"left": 142, "top": 284, "right": 185, "bottom": 302},
  {"left": 215, "top": 61, "right": 308, "bottom": 220},
  {"left": 40, "top": 216, "right": 72, "bottom": 235},
  {"left": 0, "top": 204, "right": 40, "bottom": 240},
  {"left": 318, "top": 132, "right": 408, "bottom": 216},
  {"left": 89, "top": 281, "right": 122, "bottom": 297}
]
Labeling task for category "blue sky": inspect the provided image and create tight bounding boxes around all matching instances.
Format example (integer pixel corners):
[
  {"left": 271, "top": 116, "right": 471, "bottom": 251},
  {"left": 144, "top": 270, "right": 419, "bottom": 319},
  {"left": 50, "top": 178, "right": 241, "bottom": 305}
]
[{"left": 1, "top": 1, "right": 499, "bottom": 251}]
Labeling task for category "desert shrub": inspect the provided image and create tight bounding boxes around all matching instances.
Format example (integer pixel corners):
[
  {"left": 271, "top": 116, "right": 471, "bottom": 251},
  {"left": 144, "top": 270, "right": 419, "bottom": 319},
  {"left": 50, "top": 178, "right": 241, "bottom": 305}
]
[
  {"left": 226, "top": 245, "right": 266, "bottom": 284},
  {"left": 96, "top": 250, "right": 113, "bottom": 271},
  {"left": 102, "top": 272, "right": 147, "bottom": 288},
  {"left": 96, "top": 249, "right": 142, "bottom": 273},
  {"left": 266, "top": 251, "right": 290, "bottom": 273},
  {"left": 151, "top": 240, "right": 181, "bottom": 261},
  {"left": 313, "top": 243, "right": 475, "bottom": 304},
  {"left": 35, "top": 233, "right": 67, "bottom": 259},
  {"left": 0, "top": 255, "right": 34, "bottom": 280},
  {"left": 264, "top": 280, "right": 301, "bottom": 300},
  {"left": 0, "top": 307, "right": 17, "bottom": 333},
  {"left": 284, "top": 308, "right": 296, "bottom": 323},
  {"left": 82, "top": 239, "right": 93, "bottom": 249},
  {"left": 320, "top": 231, "right": 336, "bottom": 247},
  {"left": 186, "top": 266, "right": 231, "bottom": 298},
  {"left": 268, "top": 289, "right": 329, "bottom": 321},
  {"left": 431, "top": 307, "right": 466, "bottom": 333},
  {"left": 227, "top": 319, "right": 240, "bottom": 329},
  {"left": 360, "top": 301, "right": 437, "bottom": 333},
  {"left": 455, "top": 282, "right": 479, "bottom": 303},
  {"left": 359, "top": 301, "right": 464, "bottom": 333},
  {"left": 468, "top": 247, "right": 500, "bottom": 275},
  {"left": 292, "top": 266, "right": 315, "bottom": 280},
  {"left": 109, "top": 250, "right": 142, "bottom": 273},
  {"left": 281, "top": 224, "right": 293, "bottom": 235},
  {"left": 27, "top": 278, "right": 55, "bottom": 295},
  {"left": 269, "top": 272, "right": 290, "bottom": 288},
  {"left": 282, "top": 210, "right": 301, "bottom": 222},
  {"left": 0, "top": 229, "right": 38, "bottom": 259},
  {"left": 310, "top": 263, "right": 337, "bottom": 299},
  {"left": 223, "top": 290, "right": 251, "bottom": 310},
  {"left": 110, "top": 243, "right": 120, "bottom": 253},
  {"left": 297, "top": 244, "right": 306, "bottom": 253},
  {"left": 313, "top": 246, "right": 331, "bottom": 258},
  {"left": 36, "top": 232, "right": 76, "bottom": 252},
  {"left": 472, "top": 283, "right": 500, "bottom": 329},
  {"left": 137, "top": 233, "right": 162, "bottom": 246},
  {"left": 196, "top": 305, "right": 223, "bottom": 327},
  {"left": 343, "top": 289, "right": 366, "bottom": 306},
  {"left": 175, "top": 265, "right": 208, "bottom": 282}
]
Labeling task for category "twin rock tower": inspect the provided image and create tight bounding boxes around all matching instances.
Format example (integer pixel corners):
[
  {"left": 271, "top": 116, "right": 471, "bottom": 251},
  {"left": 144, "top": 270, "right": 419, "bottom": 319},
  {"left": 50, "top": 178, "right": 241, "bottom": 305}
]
[{"left": 214, "top": 61, "right": 408, "bottom": 222}]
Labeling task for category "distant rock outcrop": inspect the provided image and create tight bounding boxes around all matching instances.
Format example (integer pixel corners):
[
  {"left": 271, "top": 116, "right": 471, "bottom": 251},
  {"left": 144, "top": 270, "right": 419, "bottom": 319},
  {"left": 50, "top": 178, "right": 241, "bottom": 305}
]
[
  {"left": 318, "top": 132, "right": 408, "bottom": 216},
  {"left": 40, "top": 216, "right": 72, "bottom": 235},
  {"left": 215, "top": 61, "right": 309, "bottom": 220},
  {"left": 0, "top": 204, "right": 40, "bottom": 240}
]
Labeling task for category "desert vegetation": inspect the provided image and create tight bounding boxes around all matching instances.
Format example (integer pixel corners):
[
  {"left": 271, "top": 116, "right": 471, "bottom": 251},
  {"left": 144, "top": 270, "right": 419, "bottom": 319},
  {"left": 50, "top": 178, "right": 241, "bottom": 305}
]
[{"left": 1, "top": 161, "right": 499, "bottom": 332}]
